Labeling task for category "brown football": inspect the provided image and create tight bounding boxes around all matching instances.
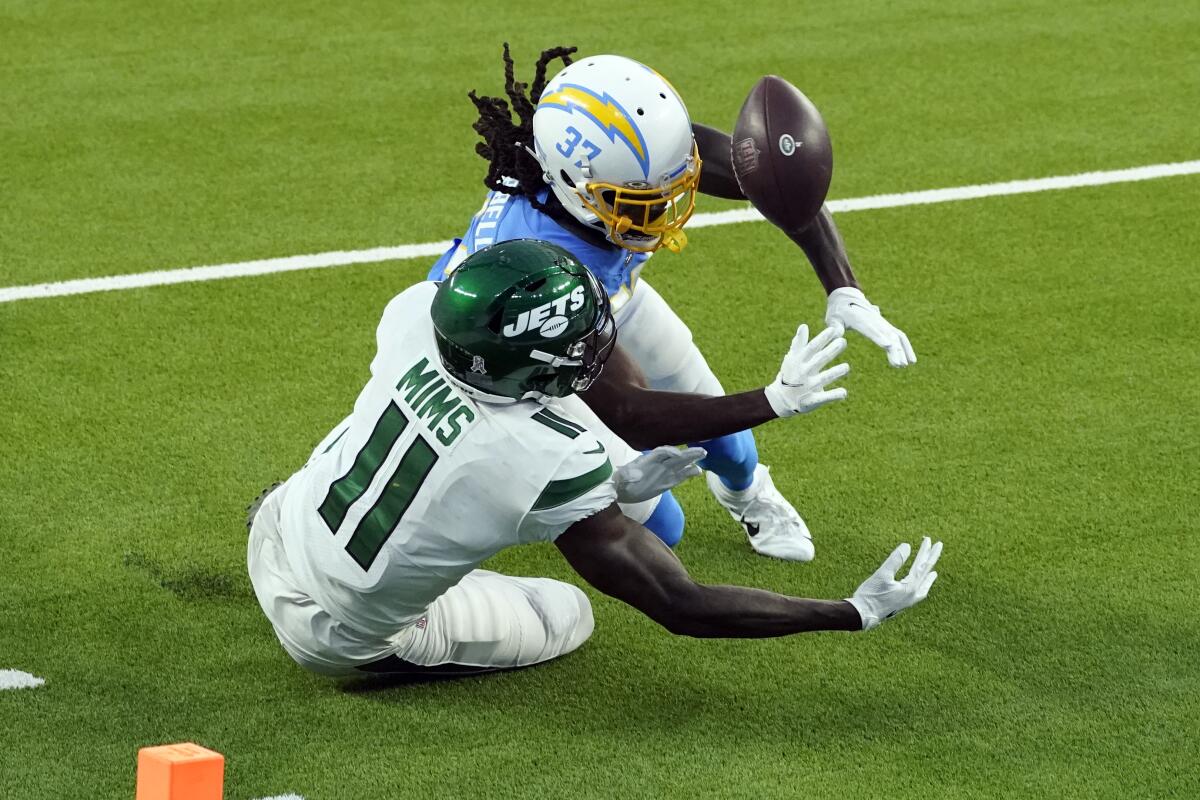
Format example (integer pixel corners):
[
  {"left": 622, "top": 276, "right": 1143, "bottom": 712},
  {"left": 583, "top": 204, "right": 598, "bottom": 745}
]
[{"left": 731, "top": 76, "right": 833, "bottom": 233}]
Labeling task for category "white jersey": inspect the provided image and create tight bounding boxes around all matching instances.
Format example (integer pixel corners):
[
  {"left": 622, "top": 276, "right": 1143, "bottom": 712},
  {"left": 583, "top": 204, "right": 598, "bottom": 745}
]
[{"left": 276, "top": 282, "right": 617, "bottom": 640}]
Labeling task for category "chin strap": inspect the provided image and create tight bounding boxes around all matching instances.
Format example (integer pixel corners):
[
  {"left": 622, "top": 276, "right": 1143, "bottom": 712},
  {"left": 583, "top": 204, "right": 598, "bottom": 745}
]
[{"left": 661, "top": 229, "right": 688, "bottom": 253}]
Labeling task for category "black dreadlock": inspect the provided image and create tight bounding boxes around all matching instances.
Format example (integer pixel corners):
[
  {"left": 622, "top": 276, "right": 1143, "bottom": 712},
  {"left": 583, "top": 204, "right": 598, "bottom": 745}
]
[{"left": 468, "top": 43, "right": 577, "bottom": 213}]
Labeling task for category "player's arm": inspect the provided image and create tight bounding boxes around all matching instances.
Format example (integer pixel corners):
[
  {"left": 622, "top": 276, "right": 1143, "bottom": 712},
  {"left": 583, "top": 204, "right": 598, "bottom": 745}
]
[
  {"left": 693, "top": 122, "right": 749, "bottom": 200},
  {"left": 580, "top": 323, "right": 848, "bottom": 451},
  {"left": 693, "top": 123, "right": 855, "bottom": 289},
  {"left": 580, "top": 344, "right": 776, "bottom": 450},
  {"left": 556, "top": 504, "right": 942, "bottom": 636},
  {"left": 692, "top": 122, "right": 915, "bottom": 367}
]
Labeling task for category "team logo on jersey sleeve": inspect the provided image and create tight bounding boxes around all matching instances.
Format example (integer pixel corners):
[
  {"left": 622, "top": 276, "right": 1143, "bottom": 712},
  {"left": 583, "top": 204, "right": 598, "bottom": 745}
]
[{"left": 470, "top": 355, "right": 487, "bottom": 374}]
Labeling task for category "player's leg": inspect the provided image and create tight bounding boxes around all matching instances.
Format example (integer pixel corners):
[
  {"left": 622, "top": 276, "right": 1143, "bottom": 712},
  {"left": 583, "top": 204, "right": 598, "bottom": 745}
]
[
  {"left": 641, "top": 490, "right": 685, "bottom": 548},
  {"left": 248, "top": 484, "right": 594, "bottom": 677},
  {"left": 384, "top": 569, "right": 593, "bottom": 671},
  {"left": 247, "top": 482, "right": 398, "bottom": 676},
  {"left": 613, "top": 281, "right": 757, "bottom": 488},
  {"left": 613, "top": 281, "right": 815, "bottom": 561}
]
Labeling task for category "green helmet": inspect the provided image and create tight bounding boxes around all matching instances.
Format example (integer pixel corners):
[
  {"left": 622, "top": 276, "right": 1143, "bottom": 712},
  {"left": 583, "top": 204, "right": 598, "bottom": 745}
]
[{"left": 430, "top": 239, "right": 617, "bottom": 402}]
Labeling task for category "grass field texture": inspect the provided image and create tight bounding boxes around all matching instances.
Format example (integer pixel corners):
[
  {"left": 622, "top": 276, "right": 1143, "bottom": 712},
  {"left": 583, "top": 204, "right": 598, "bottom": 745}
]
[{"left": 2, "top": 1, "right": 1199, "bottom": 798}]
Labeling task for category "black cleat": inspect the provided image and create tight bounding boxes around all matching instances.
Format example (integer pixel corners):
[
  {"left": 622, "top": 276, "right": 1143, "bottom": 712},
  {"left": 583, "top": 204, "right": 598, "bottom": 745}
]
[{"left": 245, "top": 482, "right": 282, "bottom": 531}]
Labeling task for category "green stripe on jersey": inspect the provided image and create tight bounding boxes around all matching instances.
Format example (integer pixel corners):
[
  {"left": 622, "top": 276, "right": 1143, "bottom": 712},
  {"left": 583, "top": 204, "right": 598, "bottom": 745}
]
[
  {"left": 532, "top": 408, "right": 586, "bottom": 439},
  {"left": 319, "top": 403, "right": 409, "bottom": 532},
  {"left": 532, "top": 459, "right": 614, "bottom": 510},
  {"left": 539, "top": 407, "right": 587, "bottom": 432},
  {"left": 321, "top": 426, "right": 349, "bottom": 455}
]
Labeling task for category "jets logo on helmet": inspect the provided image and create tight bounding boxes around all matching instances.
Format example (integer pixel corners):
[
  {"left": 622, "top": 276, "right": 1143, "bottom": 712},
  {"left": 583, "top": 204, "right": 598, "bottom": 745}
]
[
  {"left": 502, "top": 285, "right": 586, "bottom": 338},
  {"left": 532, "top": 55, "right": 702, "bottom": 254},
  {"left": 431, "top": 239, "right": 616, "bottom": 404}
]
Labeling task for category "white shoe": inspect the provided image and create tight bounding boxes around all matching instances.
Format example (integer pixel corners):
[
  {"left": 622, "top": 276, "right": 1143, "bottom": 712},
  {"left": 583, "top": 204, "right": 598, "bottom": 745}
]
[{"left": 706, "top": 464, "right": 814, "bottom": 562}]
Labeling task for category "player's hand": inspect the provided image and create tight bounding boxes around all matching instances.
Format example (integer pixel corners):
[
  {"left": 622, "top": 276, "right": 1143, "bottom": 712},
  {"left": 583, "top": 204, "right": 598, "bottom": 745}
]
[
  {"left": 825, "top": 287, "right": 916, "bottom": 368},
  {"left": 614, "top": 446, "right": 707, "bottom": 504},
  {"left": 847, "top": 537, "right": 943, "bottom": 630},
  {"left": 763, "top": 322, "right": 849, "bottom": 418}
]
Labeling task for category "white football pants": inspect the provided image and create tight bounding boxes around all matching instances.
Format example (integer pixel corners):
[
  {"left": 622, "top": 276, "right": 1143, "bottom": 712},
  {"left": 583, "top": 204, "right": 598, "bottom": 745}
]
[
  {"left": 613, "top": 279, "right": 724, "bottom": 396},
  {"left": 247, "top": 485, "right": 595, "bottom": 677}
]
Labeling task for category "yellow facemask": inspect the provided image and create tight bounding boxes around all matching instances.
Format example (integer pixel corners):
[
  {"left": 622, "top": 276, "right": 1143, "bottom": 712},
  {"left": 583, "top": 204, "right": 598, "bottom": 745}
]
[{"left": 578, "top": 144, "right": 702, "bottom": 254}]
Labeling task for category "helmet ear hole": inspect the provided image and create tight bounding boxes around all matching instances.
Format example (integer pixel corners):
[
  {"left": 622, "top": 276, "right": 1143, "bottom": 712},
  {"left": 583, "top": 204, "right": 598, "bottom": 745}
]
[
  {"left": 523, "top": 277, "right": 547, "bottom": 292},
  {"left": 559, "top": 170, "right": 576, "bottom": 188}
]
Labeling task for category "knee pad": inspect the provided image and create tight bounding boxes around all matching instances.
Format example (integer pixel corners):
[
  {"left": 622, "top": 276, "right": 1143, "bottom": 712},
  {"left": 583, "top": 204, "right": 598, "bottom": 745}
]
[
  {"left": 527, "top": 580, "right": 594, "bottom": 655},
  {"left": 564, "top": 584, "right": 595, "bottom": 652},
  {"left": 696, "top": 430, "right": 759, "bottom": 491},
  {"left": 642, "top": 490, "right": 686, "bottom": 548}
]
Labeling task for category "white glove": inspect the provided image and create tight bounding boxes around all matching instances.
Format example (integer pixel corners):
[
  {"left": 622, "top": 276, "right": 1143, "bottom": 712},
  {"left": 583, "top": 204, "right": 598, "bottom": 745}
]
[
  {"left": 847, "top": 537, "right": 943, "bottom": 630},
  {"left": 825, "top": 287, "right": 916, "bottom": 368},
  {"left": 763, "top": 322, "right": 850, "bottom": 417},
  {"left": 614, "top": 446, "right": 707, "bottom": 504}
]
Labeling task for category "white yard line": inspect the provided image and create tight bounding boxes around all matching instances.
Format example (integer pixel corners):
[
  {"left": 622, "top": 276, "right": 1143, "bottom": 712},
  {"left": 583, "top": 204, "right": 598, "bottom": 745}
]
[
  {"left": 2, "top": 159, "right": 1198, "bottom": 305},
  {"left": 252, "top": 795, "right": 305, "bottom": 800},
  {"left": 0, "top": 669, "right": 45, "bottom": 690}
]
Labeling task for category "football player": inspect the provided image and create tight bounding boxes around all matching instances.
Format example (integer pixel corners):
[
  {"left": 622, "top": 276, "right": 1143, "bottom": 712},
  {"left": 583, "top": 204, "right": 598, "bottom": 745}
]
[
  {"left": 427, "top": 46, "right": 916, "bottom": 562},
  {"left": 248, "top": 239, "right": 941, "bottom": 677}
]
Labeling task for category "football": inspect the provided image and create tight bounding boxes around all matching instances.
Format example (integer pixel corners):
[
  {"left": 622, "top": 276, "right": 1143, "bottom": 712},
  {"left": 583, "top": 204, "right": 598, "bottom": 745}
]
[{"left": 731, "top": 75, "right": 833, "bottom": 233}]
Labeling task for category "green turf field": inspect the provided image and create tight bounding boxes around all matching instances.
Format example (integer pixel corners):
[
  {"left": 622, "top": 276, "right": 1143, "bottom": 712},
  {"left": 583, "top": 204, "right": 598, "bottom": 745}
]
[{"left": 2, "top": 1, "right": 1199, "bottom": 797}]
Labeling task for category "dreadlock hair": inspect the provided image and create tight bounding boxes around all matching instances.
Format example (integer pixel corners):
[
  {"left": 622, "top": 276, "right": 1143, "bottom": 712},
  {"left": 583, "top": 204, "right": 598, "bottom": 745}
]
[{"left": 468, "top": 43, "right": 577, "bottom": 213}]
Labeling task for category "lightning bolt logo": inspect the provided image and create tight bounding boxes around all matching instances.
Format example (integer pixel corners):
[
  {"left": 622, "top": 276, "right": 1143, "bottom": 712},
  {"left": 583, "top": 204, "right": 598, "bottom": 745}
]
[{"left": 538, "top": 84, "right": 650, "bottom": 178}]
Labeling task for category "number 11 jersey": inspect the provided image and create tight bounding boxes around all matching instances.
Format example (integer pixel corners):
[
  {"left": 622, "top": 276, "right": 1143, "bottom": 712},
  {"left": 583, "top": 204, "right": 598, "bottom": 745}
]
[{"left": 276, "top": 282, "right": 618, "bottom": 641}]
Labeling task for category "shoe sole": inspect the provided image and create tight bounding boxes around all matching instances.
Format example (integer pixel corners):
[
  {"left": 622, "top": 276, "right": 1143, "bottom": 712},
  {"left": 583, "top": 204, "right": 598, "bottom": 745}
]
[{"left": 245, "top": 482, "right": 283, "bottom": 531}]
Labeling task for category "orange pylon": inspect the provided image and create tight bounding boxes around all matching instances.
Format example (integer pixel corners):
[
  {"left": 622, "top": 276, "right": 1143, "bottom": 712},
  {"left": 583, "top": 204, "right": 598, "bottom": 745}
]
[{"left": 135, "top": 742, "right": 224, "bottom": 800}]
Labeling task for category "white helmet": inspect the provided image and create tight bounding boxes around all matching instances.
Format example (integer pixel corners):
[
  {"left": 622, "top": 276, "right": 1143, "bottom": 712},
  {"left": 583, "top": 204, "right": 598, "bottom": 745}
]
[{"left": 531, "top": 55, "right": 701, "bottom": 253}]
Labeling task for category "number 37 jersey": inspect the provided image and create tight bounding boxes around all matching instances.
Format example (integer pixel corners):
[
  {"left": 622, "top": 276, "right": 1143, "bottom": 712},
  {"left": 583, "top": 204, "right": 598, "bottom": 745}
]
[
  {"left": 427, "top": 187, "right": 651, "bottom": 307},
  {"left": 276, "top": 282, "right": 617, "bottom": 640}
]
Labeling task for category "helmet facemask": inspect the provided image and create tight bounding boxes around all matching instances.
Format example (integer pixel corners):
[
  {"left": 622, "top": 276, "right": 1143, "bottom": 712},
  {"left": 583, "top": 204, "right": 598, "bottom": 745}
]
[
  {"left": 577, "top": 143, "right": 702, "bottom": 254},
  {"left": 527, "top": 268, "right": 617, "bottom": 396},
  {"left": 530, "top": 54, "right": 701, "bottom": 255}
]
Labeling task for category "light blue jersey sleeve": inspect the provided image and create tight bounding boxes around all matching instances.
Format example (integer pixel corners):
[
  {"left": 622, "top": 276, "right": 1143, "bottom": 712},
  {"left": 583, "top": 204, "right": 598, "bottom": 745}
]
[
  {"left": 427, "top": 189, "right": 516, "bottom": 280},
  {"left": 428, "top": 188, "right": 650, "bottom": 300}
]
